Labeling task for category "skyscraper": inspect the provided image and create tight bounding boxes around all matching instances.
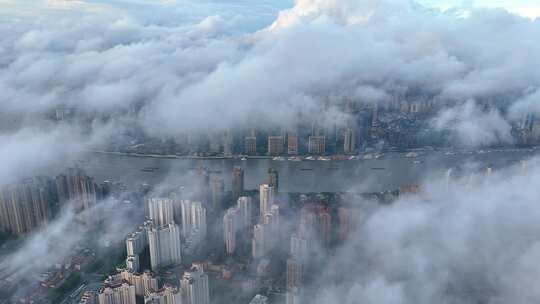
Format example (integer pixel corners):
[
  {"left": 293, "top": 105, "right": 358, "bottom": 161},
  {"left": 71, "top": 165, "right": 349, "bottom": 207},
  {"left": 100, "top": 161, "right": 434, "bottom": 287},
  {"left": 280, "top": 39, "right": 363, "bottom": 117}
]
[
  {"left": 338, "top": 207, "right": 361, "bottom": 241},
  {"left": 210, "top": 176, "right": 224, "bottom": 211},
  {"left": 343, "top": 127, "right": 356, "bottom": 154},
  {"left": 308, "top": 135, "right": 326, "bottom": 154},
  {"left": 223, "top": 207, "right": 238, "bottom": 255},
  {"left": 236, "top": 196, "right": 252, "bottom": 229},
  {"left": 231, "top": 167, "right": 244, "bottom": 203},
  {"left": 290, "top": 233, "right": 309, "bottom": 262},
  {"left": 267, "top": 136, "right": 284, "bottom": 156},
  {"left": 299, "top": 204, "right": 332, "bottom": 248},
  {"left": 244, "top": 136, "right": 257, "bottom": 155},
  {"left": 252, "top": 224, "right": 266, "bottom": 259},
  {"left": 180, "top": 264, "right": 210, "bottom": 304},
  {"left": 147, "top": 223, "right": 182, "bottom": 271},
  {"left": 287, "top": 132, "right": 298, "bottom": 155},
  {"left": 180, "top": 200, "right": 207, "bottom": 241},
  {"left": 266, "top": 169, "right": 279, "bottom": 193},
  {"left": 286, "top": 258, "right": 303, "bottom": 291},
  {"left": 148, "top": 198, "right": 175, "bottom": 227},
  {"left": 126, "top": 220, "right": 152, "bottom": 256},
  {"left": 259, "top": 185, "right": 274, "bottom": 220}
]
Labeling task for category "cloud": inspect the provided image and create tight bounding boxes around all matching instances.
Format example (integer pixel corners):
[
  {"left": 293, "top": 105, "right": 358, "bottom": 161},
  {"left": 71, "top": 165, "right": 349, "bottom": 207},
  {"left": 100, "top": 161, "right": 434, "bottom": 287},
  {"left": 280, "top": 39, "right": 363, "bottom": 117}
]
[
  {"left": 308, "top": 156, "right": 540, "bottom": 304},
  {"left": 432, "top": 100, "right": 513, "bottom": 147}
]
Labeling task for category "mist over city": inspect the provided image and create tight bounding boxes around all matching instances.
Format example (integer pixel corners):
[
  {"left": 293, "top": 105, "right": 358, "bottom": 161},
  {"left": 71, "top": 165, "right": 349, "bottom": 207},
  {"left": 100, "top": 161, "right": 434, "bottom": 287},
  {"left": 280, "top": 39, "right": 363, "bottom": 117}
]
[{"left": 1, "top": 1, "right": 540, "bottom": 304}]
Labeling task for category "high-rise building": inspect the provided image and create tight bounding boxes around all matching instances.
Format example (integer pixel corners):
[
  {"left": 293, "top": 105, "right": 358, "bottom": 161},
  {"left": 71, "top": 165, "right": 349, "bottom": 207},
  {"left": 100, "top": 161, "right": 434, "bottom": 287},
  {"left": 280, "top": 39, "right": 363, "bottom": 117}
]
[
  {"left": 148, "top": 198, "right": 175, "bottom": 227},
  {"left": 180, "top": 200, "right": 207, "bottom": 241},
  {"left": 343, "top": 128, "right": 356, "bottom": 154},
  {"left": 338, "top": 207, "right": 361, "bottom": 241},
  {"left": 308, "top": 135, "right": 326, "bottom": 155},
  {"left": 210, "top": 176, "right": 224, "bottom": 211},
  {"left": 290, "top": 233, "right": 309, "bottom": 262},
  {"left": 299, "top": 204, "right": 332, "bottom": 248},
  {"left": 237, "top": 196, "right": 252, "bottom": 229},
  {"left": 126, "top": 220, "right": 152, "bottom": 256},
  {"left": 266, "top": 169, "right": 279, "bottom": 193},
  {"left": 252, "top": 224, "right": 266, "bottom": 259},
  {"left": 180, "top": 264, "right": 209, "bottom": 304},
  {"left": 287, "top": 132, "right": 298, "bottom": 155},
  {"left": 98, "top": 278, "right": 136, "bottom": 304},
  {"left": 223, "top": 208, "right": 238, "bottom": 255},
  {"left": 267, "top": 136, "right": 284, "bottom": 156},
  {"left": 244, "top": 137, "right": 257, "bottom": 155},
  {"left": 259, "top": 185, "right": 274, "bottom": 220},
  {"left": 144, "top": 285, "right": 182, "bottom": 304},
  {"left": 231, "top": 167, "right": 244, "bottom": 203},
  {"left": 286, "top": 258, "right": 303, "bottom": 290},
  {"left": 147, "top": 223, "right": 182, "bottom": 271},
  {"left": 223, "top": 129, "right": 233, "bottom": 157}
]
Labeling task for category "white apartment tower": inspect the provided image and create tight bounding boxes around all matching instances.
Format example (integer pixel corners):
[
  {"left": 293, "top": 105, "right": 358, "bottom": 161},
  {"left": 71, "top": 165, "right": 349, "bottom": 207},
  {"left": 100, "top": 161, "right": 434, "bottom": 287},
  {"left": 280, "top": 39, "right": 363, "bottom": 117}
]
[
  {"left": 148, "top": 198, "right": 175, "bottom": 227},
  {"left": 259, "top": 185, "right": 274, "bottom": 221},
  {"left": 180, "top": 264, "right": 210, "bottom": 304},
  {"left": 147, "top": 223, "right": 182, "bottom": 271}
]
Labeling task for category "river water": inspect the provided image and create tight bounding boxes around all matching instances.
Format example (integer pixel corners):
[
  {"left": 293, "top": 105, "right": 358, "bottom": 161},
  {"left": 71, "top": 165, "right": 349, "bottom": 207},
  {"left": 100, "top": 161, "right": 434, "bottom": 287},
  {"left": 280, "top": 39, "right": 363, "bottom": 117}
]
[{"left": 72, "top": 148, "right": 539, "bottom": 193}]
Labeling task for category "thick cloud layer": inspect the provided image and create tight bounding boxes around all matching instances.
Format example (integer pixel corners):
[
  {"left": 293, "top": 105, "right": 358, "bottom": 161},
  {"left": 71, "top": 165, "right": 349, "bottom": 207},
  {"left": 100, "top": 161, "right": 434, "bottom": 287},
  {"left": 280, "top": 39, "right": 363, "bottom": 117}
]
[
  {"left": 1, "top": 0, "right": 539, "bottom": 153},
  {"left": 312, "top": 157, "right": 540, "bottom": 304}
]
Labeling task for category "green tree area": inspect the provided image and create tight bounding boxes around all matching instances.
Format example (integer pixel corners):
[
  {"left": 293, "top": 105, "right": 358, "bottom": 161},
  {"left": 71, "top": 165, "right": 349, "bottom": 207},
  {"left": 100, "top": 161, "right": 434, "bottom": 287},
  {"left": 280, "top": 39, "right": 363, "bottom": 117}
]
[{"left": 47, "top": 272, "right": 83, "bottom": 303}]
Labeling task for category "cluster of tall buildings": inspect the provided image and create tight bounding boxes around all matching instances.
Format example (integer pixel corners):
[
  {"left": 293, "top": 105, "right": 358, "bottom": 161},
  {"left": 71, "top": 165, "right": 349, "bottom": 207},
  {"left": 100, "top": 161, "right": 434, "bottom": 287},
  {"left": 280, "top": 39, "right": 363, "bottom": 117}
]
[
  {"left": 239, "top": 122, "right": 363, "bottom": 156},
  {"left": 96, "top": 264, "right": 209, "bottom": 304},
  {"left": 285, "top": 204, "right": 333, "bottom": 304},
  {"left": 0, "top": 168, "right": 102, "bottom": 236}
]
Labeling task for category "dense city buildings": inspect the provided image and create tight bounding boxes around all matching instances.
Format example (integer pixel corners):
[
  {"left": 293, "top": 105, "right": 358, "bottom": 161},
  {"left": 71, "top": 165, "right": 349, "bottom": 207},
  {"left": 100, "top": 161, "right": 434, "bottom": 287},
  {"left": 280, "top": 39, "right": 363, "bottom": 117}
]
[
  {"left": 0, "top": 168, "right": 102, "bottom": 236},
  {"left": 119, "top": 269, "right": 159, "bottom": 297},
  {"left": 0, "top": 177, "right": 54, "bottom": 235}
]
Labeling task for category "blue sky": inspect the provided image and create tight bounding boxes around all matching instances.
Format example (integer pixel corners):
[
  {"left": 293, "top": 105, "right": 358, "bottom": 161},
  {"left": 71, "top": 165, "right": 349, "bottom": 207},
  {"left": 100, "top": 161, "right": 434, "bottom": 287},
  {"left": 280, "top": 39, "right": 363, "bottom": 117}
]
[{"left": 1, "top": 0, "right": 539, "bottom": 26}]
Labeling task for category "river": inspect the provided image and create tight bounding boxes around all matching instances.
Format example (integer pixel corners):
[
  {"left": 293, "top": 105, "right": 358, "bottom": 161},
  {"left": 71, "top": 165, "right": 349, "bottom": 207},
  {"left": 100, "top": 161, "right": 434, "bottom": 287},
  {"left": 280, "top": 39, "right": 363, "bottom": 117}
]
[{"left": 69, "top": 148, "right": 540, "bottom": 193}]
